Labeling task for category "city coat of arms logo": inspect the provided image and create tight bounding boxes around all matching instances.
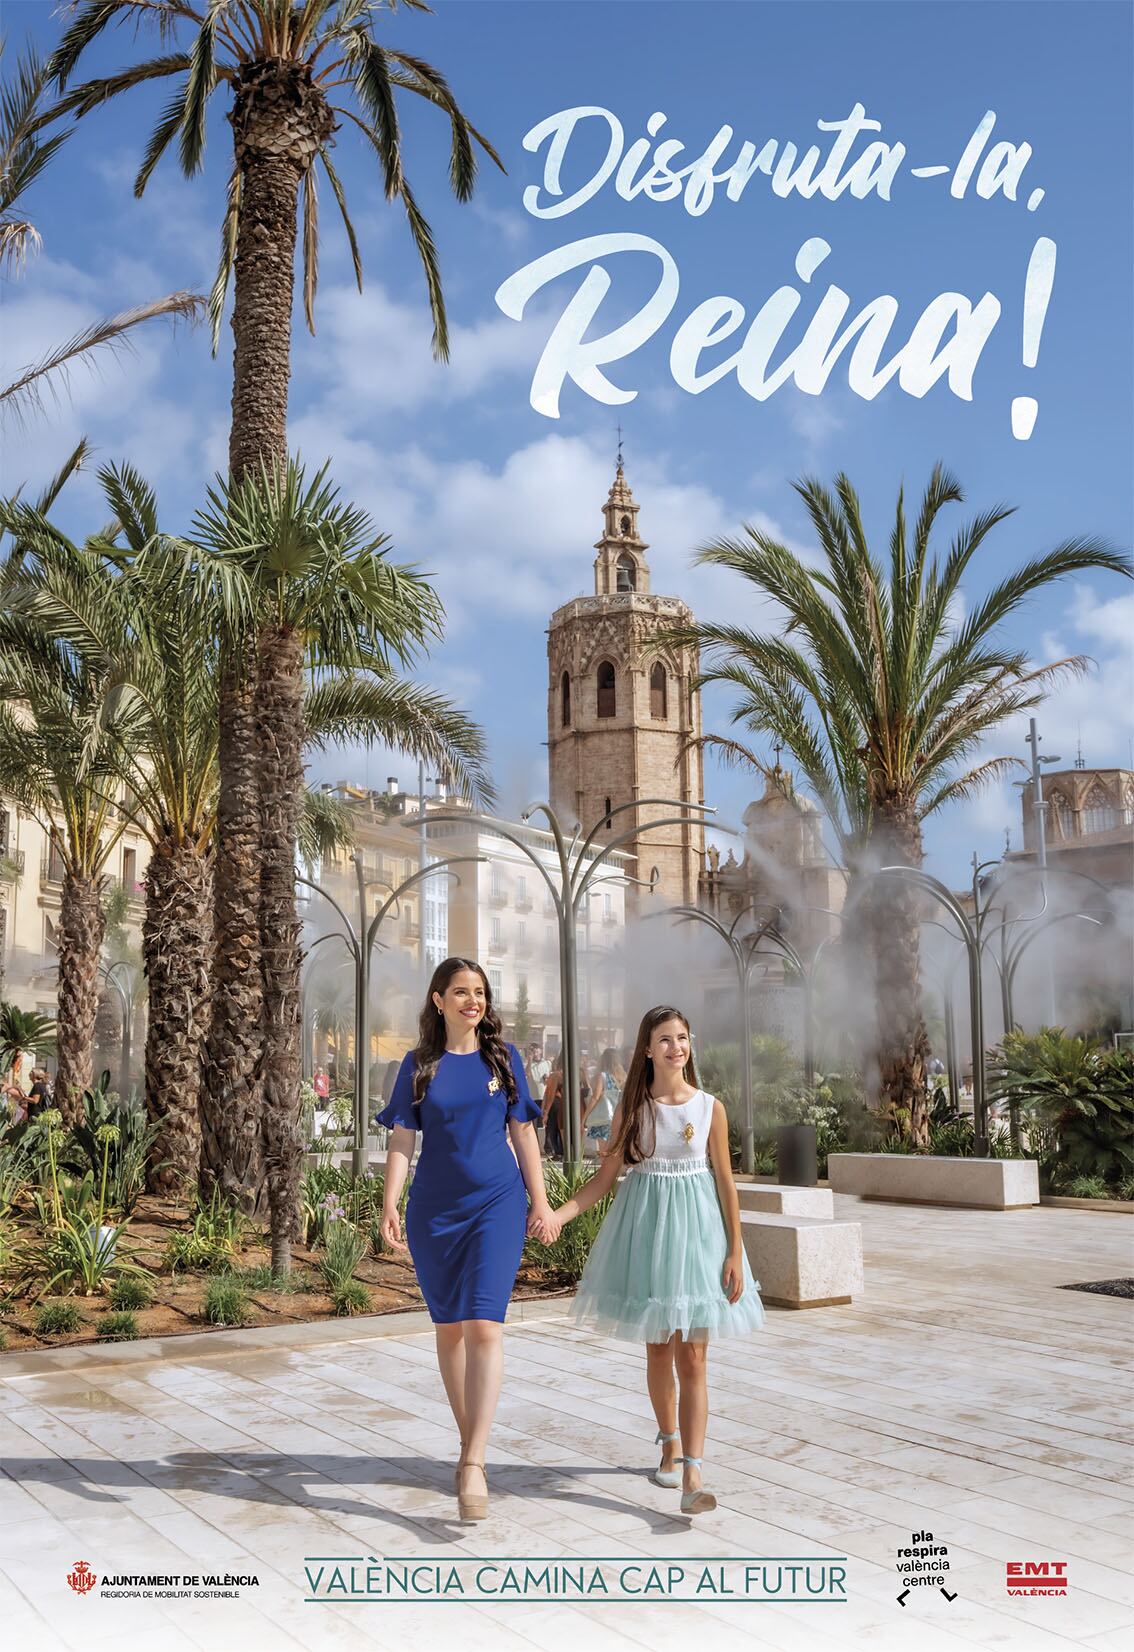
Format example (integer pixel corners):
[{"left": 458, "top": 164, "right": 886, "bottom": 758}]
[{"left": 67, "top": 1561, "right": 97, "bottom": 1596}]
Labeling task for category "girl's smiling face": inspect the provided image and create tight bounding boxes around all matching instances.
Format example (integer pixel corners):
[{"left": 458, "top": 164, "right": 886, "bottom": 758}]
[
  {"left": 434, "top": 968, "right": 487, "bottom": 1032},
  {"left": 648, "top": 1016, "right": 691, "bottom": 1072}
]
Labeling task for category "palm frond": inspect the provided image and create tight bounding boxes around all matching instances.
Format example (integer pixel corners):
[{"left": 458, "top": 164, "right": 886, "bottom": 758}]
[
  {"left": 301, "top": 163, "right": 319, "bottom": 333},
  {"left": 1, "top": 291, "right": 205, "bottom": 420}
]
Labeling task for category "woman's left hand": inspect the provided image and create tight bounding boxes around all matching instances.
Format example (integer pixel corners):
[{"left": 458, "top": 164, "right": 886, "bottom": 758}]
[
  {"left": 527, "top": 1204, "right": 561, "bottom": 1244},
  {"left": 722, "top": 1250, "right": 744, "bottom": 1303}
]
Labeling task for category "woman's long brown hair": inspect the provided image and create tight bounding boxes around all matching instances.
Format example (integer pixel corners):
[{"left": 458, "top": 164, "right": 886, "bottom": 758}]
[
  {"left": 410, "top": 956, "right": 517, "bottom": 1106},
  {"left": 609, "top": 1005, "right": 698, "bottom": 1166}
]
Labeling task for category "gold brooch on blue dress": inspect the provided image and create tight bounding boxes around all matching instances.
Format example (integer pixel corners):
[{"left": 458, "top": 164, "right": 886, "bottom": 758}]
[
  {"left": 682, "top": 1122, "right": 695, "bottom": 1143},
  {"left": 487, "top": 1075, "right": 501, "bottom": 1094}
]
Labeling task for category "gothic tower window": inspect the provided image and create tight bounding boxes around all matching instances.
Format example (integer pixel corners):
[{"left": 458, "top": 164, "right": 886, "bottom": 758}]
[
  {"left": 1047, "top": 789, "right": 1070, "bottom": 838},
  {"left": 604, "top": 796, "right": 612, "bottom": 829},
  {"left": 616, "top": 555, "right": 636, "bottom": 592},
  {"left": 619, "top": 514, "right": 631, "bottom": 535},
  {"left": 650, "top": 662, "right": 667, "bottom": 719},
  {"left": 597, "top": 660, "right": 616, "bottom": 718},
  {"left": 561, "top": 671, "right": 571, "bottom": 727}
]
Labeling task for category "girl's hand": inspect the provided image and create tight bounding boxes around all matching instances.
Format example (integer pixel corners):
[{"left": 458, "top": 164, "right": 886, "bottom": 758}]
[
  {"left": 381, "top": 1209, "right": 409, "bottom": 1254},
  {"left": 722, "top": 1250, "right": 744, "bottom": 1304},
  {"left": 527, "top": 1204, "right": 562, "bottom": 1244}
]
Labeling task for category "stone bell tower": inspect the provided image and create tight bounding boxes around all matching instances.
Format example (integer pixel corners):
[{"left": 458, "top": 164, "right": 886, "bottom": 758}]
[{"left": 547, "top": 457, "right": 705, "bottom": 911}]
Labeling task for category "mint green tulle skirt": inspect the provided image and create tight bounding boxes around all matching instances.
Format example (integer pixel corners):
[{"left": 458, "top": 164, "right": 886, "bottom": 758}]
[{"left": 568, "top": 1166, "right": 766, "bottom": 1344}]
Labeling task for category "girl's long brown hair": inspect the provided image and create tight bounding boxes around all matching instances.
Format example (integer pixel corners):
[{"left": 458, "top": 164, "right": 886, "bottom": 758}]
[
  {"left": 410, "top": 956, "right": 517, "bottom": 1106},
  {"left": 609, "top": 1005, "right": 698, "bottom": 1166}
]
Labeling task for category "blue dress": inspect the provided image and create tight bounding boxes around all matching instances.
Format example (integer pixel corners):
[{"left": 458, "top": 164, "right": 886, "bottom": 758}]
[{"left": 377, "top": 1043, "right": 542, "bottom": 1323}]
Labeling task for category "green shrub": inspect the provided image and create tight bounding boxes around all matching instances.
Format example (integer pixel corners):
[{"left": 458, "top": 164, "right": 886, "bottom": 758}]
[
  {"left": 165, "top": 1230, "right": 233, "bottom": 1273},
  {"left": 36, "top": 1300, "right": 81, "bottom": 1336},
  {"left": 332, "top": 1280, "right": 370, "bottom": 1316},
  {"left": 989, "top": 1029, "right": 1134, "bottom": 1189},
  {"left": 237, "top": 1264, "right": 304, "bottom": 1293},
  {"left": 1063, "top": 1175, "right": 1113, "bottom": 1200},
  {"left": 109, "top": 1273, "right": 153, "bottom": 1310},
  {"left": 64, "top": 1082, "right": 164, "bottom": 1217},
  {"left": 0, "top": 1325, "right": 8, "bottom": 1350},
  {"left": 1118, "top": 1174, "right": 1134, "bottom": 1202},
  {"left": 98, "top": 1310, "right": 139, "bottom": 1340},
  {"left": 202, "top": 1276, "right": 250, "bottom": 1326},
  {"left": 192, "top": 1185, "right": 246, "bottom": 1248},
  {"left": 318, "top": 1219, "right": 367, "bottom": 1290},
  {"left": 523, "top": 1162, "right": 613, "bottom": 1282}
]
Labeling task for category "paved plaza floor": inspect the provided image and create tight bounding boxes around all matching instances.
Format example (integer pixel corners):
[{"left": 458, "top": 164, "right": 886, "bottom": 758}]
[{"left": 1, "top": 1195, "right": 1131, "bottom": 1652}]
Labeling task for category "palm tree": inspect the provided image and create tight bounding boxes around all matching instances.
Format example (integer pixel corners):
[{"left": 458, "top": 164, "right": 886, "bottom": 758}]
[
  {"left": 0, "top": 476, "right": 215, "bottom": 1177},
  {"left": 49, "top": 0, "right": 503, "bottom": 1203},
  {"left": 0, "top": 1002, "right": 57, "bottom": 1088},
  {"left": 0, "top": 551, "right": 135, "bottom": 1125},
  {"left": 191, "top": 455, "right": 493, "bottom": 1269},
  {"left": 1, "top": 40, "right": 201, "bottom": 418},
  {"left": 665, "top": 466, "right": 1131, "bottom": 1143}
]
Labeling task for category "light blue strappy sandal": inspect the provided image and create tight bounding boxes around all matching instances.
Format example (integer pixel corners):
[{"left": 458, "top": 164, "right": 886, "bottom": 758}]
[
  {"left": 652, "top": 1428, "right": 683, "bottom": 1488},
  {"left": 680, "top": 1456, "right": 717, "bottom": 1515}
]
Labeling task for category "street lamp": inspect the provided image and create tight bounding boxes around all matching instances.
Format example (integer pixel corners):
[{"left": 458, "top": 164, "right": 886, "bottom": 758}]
[
  {"left": 299, "top": 851, "right": 484, "bottom": 1177},
  {"left": 401, "top": 796, "right": 714, "bottom": 1166}
]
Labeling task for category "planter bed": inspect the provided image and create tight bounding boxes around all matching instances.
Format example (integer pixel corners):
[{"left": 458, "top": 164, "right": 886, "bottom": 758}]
[
  {"left": 0, "top": 1191, "right": 579, "bottom": 1356},
  {"left": 827, "top": 1152, "right": 1040, "bottom": 1209}
]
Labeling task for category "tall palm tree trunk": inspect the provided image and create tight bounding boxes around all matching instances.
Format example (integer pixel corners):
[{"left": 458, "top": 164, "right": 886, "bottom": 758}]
[
  {"left": 144, "top": 838, "right": 212, "bottom": 1194},
  {"left": 861, "top": 801, "right": 931, "bottom": 1145},
  {"left": 227, "top": 59, "right": 329, "bottom": 480},
  {"left": 202, "top": 62, "right": 330, "bottom": 1216},
  {"left": 256, "top": 624, "right": 305, "bottom": 1274},
  {"left": 201, "top": 646, "right": 265, "bottom": 1209},
  {"left": 55, "top": 872, "right": 106, "bottom": 1125}
]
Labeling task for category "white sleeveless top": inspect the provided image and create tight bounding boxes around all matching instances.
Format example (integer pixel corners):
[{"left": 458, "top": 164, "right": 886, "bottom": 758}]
[{"left": 630, "top": 1090, "right": 715, "bottom": 1176}]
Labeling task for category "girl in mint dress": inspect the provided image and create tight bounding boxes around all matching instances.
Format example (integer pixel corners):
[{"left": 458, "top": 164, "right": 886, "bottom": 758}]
[{"left": 543, "top": 1005, "right": 763, "bottom": 1515}]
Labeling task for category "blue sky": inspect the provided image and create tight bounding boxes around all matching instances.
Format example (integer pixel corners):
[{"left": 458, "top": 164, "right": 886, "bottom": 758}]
[{"left": 3, "top": 0, "right": 1131, "bottom": 886}]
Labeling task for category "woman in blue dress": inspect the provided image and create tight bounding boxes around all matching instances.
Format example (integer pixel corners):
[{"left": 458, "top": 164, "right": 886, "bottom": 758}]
[{"left": 378, "top": 957, "right": 551, "bottom": 1521}]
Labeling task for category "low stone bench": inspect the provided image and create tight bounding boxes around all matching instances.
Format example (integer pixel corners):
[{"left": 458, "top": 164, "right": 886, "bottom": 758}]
[
  {"left": 740, "top": 1212, "right": 863, "bottom": 1309},
  {"left": 737, "top": 1182, "right": 834, "bottom": 1219},
  {"left": 827, "top": 1152, "right": 1040, "bottom": 1209}
]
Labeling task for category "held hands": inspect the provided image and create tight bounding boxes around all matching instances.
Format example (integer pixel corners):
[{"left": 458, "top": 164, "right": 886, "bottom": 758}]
[
  {"left": 722, "top": 1250, "right": 744, "bottom": 1304},
  {"left": 527, "top": 1203, "right": 564, "bottom": 1244},
  {"left": 380, "top": 1209, "right": 410, "bottom": 1255}
]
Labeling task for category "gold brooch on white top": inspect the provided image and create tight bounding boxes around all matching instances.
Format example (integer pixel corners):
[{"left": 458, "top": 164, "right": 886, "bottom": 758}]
[
  {"left": 487, "top": 1075, "right": 501, "bottom": 1094},
  {"left": 682, "top": 1122, "right": 695, "bottom": 1143}
]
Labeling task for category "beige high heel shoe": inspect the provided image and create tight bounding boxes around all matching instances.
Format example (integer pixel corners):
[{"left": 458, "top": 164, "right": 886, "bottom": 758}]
[{"left": 457, "top": 1459, "right": 488, "bottom": 1521}]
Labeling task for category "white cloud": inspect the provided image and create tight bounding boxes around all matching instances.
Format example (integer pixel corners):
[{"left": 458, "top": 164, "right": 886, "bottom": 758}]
[{"left": 293, "top": 277, "right": 550, "bottom": 415}]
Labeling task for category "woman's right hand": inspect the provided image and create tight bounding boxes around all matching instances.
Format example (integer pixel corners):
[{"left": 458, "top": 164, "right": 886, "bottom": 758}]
[{"left": 381, "top": 1209, "right": 410, "bottom": 1254}]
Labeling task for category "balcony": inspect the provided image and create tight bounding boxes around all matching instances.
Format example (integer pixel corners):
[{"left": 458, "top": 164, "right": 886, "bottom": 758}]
[
  {"left": 601, "top": 911, "right": 621, "bottom": 927},
  {"left": 106, "top": 875, "right": 146, "bottom": 906},
  {"left": 0, "top": 849, "right": 25, "bottom": 880},
  {"left": 487, "top": 936, "right": 508, "bottom": 956},
  {"left": 514, "top": 896, "right": 533, "bottom": 913},
  {"left": 488, "top": 886, "right": 508, "bottom": 908}
]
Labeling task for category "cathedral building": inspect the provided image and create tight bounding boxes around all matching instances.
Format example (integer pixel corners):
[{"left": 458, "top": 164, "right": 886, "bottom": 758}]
[{"left": 546, "top": 460, "right": 705, "bottom": 912}]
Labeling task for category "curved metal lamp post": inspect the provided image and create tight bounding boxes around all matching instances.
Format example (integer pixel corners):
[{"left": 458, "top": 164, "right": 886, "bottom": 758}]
[
  {"left": 299, "top": 852, "right": 484, "bottom": 1177},
  {"left": 402, "top": 798, "right": 714, "bottom": 1167},
  {"left": 874, "top": 864, "right": 992, "bottom": 1155},
  {"left": 649, "top": 900, "right": 785, "bottom": 1174}
]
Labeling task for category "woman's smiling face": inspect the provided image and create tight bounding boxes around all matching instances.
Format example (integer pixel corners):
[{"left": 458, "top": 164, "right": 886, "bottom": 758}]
[
  {"left": 648, "top": 1016, "right": 690, "bottom": 1072},
  {"left": 434, "top": 967, "right": 487, "bottom": 1030}
]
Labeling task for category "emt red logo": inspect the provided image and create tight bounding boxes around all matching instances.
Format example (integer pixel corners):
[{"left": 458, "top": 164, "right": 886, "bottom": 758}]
[
  {"left": 1006, "top": 1561, "right": 1068, "bottom": 1596},
  {"left": 67, "top": 1561, "right": 97, "bottom": 1596}
]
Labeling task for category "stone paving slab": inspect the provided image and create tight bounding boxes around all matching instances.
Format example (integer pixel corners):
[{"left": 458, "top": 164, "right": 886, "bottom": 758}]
[{"left": 1, "top": 1195, "right": 1131, "bottom": 1651}]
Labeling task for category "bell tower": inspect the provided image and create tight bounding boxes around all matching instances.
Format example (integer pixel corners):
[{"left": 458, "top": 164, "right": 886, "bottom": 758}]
[{"left": 547, "top": 456, "right": 705, "bottom": 911}]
